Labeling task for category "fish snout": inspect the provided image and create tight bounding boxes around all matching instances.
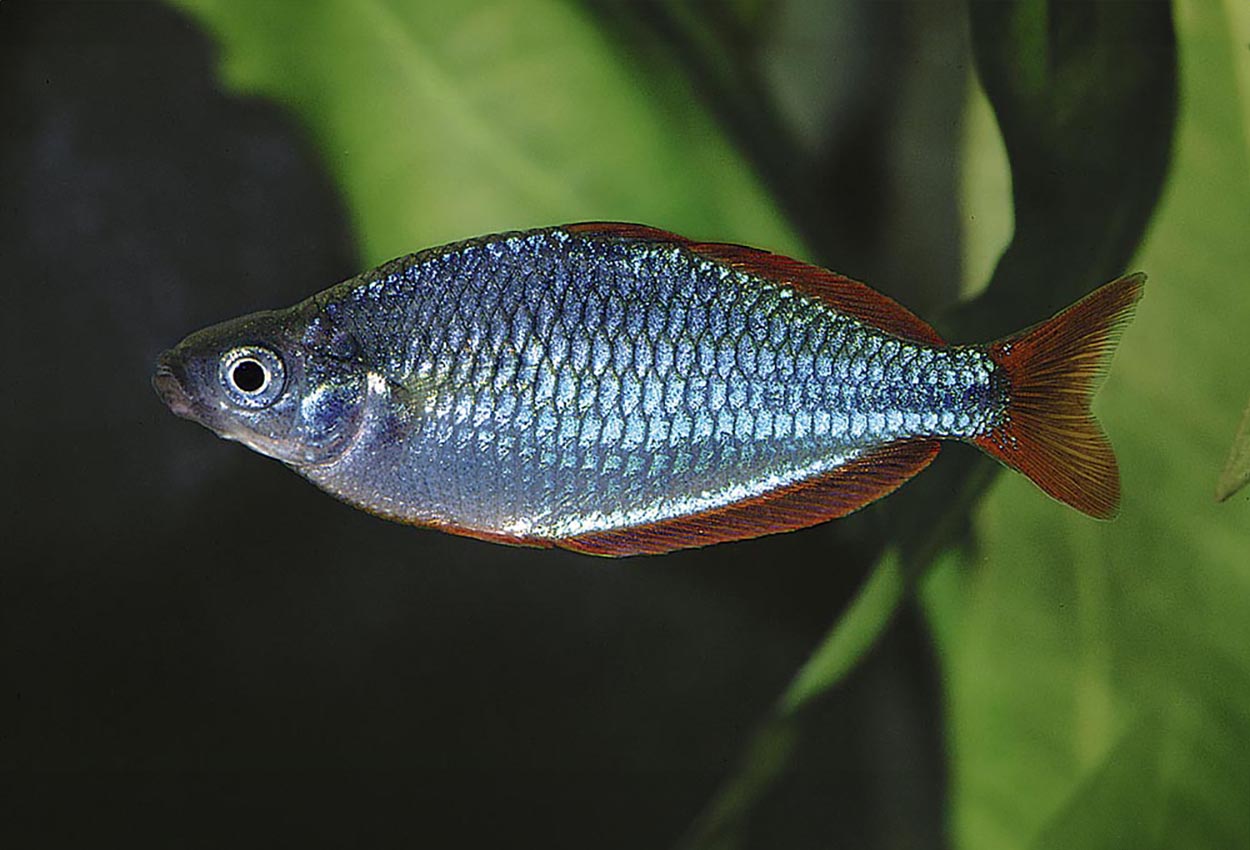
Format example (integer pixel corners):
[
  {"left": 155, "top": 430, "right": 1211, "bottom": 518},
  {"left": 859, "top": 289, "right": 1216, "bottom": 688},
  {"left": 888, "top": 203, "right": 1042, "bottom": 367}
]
[{"left": 153, "top": 351, "right": 196, "bottom": 419}]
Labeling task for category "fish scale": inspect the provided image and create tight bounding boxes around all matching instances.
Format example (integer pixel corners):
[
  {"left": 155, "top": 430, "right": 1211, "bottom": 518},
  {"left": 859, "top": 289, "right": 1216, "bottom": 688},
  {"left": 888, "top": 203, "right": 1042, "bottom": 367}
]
[
  {"left": 301, "top": 228, "right": 1000, "bottom": 538},
  {"left": 157, "top": 223, "right": 1142, "bottom": 554}
]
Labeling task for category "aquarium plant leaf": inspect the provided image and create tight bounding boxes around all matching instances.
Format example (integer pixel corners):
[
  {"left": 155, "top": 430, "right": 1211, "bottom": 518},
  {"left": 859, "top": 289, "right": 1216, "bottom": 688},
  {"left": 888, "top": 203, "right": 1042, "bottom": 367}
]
[
  {"left": 926, "top": 1, "right": 1250, "bottom": 849},
  {"left": 166, "top": 0, "right": 801, "bottom": 265},
  {"left": 1216, "top": 394, "right": 1250, "bottom": 501},
  {"left": 894, "top": 0, "right": 1179, "bottom": 566},
  {"left": 677, "top": 551, "right": 906, "bottom": 850}
]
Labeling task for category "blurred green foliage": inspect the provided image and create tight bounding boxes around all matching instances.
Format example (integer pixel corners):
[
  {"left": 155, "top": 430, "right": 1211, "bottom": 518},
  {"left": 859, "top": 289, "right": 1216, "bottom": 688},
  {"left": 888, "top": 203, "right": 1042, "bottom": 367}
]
[
  {"left": 169, "top": 0, "right": 800, "bottom": 264},
  {"left": 1217, "top": 398, "right": 1250, "bottom": 501},
  {"left": 678, "top": 549, "right": 908, "bottom": 849},
  {"left": 928, "top": 2, "right": 1250, "bottom": 848},
  {"left": 169, "top": 0, "right": 1250, "bottom": 847}
]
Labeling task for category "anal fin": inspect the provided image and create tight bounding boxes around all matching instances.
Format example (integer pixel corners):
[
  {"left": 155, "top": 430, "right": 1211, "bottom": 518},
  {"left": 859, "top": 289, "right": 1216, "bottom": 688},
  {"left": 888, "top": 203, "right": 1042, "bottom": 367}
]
[{"left": 559, "top": 440, "right": 941, "bottom": 557}]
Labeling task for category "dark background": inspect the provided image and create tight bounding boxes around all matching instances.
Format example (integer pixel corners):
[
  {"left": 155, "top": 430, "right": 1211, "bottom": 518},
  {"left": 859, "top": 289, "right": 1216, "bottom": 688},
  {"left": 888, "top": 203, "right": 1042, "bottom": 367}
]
[{"left": 1, "top": 3, "right": 951, "bottom": 846}]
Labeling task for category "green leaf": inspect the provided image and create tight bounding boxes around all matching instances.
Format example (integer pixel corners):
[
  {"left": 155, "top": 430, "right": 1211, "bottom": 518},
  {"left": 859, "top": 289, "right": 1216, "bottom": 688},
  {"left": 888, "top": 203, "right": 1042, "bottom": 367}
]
[
  {"left": 678, "top": 551, "right": 906, "bottom": 850},
  {"left": 779, "top": 551, "right": 904, "bottom": 715},
  {"left": 1216, "top": 395, "right": 1250, "bottom": 501},
  {"left": 954, "top": 0, "right": 1177, "bottom": 340},
  {"left": 927, "top": 1, "right": 1250, "bottom": 848},
  {"left": 894, "top": 0, "right": 1178, "bottom": 570},
  {"left": 167, "top": 0, "right": 801, "bottom": 266}
]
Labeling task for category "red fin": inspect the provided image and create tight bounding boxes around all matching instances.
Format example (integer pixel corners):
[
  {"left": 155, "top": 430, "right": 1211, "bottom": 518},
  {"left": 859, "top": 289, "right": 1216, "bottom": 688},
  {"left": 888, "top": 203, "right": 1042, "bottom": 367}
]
[
  {"left": 686, "top": 242, "right": 946, "bottom": 346},
  {"left": 563, "top": 221, "right": 692, "bottom": 243},
  {"left": 974, "top": 274, "right": 1145, "bottom": 519},
  {"left": 564, "top": 222, "right": 944, "bottom": 346},
  {"left": 558, "top": 440, "right": 941, "bottom": 557}
]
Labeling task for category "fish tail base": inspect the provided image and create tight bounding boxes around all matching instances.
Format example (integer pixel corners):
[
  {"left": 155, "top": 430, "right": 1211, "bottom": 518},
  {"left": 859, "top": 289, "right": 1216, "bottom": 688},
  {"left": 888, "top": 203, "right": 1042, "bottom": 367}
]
[{"left": 973, "top": 273, "right": 1145, "bottom": 519}]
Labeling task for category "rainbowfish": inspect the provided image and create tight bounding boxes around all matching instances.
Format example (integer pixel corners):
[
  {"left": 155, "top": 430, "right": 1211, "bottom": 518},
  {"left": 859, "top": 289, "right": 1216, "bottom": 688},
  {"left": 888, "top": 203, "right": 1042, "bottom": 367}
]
[{"left": 153, "top": 223, "right": 1143, "bottom": 556}]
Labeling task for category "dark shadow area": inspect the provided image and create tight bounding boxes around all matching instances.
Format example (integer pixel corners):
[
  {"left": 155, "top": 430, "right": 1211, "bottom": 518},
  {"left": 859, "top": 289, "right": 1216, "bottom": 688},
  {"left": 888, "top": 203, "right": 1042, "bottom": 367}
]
[{"left": 2, "top": 2, "right": 953, "bottom": 847}]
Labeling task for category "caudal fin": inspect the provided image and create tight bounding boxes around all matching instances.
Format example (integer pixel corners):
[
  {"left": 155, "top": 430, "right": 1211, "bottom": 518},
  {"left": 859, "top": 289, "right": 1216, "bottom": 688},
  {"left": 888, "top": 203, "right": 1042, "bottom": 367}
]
[{"left": 973, "top": 274, "right": 1145, "bottom": 519}]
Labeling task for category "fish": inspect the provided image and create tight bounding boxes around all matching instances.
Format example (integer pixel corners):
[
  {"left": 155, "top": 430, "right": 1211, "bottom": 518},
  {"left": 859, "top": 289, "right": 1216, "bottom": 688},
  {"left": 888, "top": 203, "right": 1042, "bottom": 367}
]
[{"left": 153, "top": 223, "right": 1143, "bottom": 556}]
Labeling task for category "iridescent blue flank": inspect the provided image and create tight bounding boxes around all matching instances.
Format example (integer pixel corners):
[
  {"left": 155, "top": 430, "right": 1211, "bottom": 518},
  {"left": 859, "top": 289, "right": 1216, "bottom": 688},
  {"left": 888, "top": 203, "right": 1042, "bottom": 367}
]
[{"left": 299, "top": 227, "right": 1005, "bottom": 538}]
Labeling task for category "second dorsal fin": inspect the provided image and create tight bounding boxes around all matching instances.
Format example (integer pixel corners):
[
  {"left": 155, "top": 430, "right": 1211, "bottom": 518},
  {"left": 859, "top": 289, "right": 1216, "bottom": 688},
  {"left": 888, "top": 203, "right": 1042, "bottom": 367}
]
[
  {"left": 685, "top": 242, "right": 945, "bottom": 346},
  {"left": 563, "top": 222, "right": 945, "bottom": 347},
  {"left": 563, "top": 221, "right": 690, "bottom": 244}
]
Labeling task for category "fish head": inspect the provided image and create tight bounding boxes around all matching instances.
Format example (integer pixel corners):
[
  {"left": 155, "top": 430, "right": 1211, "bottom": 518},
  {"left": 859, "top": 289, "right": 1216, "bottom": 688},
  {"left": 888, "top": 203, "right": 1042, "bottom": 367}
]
[{"left": 153, "top": 303, "right": 368, "bottom": 467}]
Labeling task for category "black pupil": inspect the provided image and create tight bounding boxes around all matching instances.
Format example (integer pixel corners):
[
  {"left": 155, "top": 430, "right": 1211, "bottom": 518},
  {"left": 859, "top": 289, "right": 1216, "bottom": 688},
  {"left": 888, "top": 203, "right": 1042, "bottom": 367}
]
[{"left": 232, "top": 359, "right": 266, "bottom": 393}]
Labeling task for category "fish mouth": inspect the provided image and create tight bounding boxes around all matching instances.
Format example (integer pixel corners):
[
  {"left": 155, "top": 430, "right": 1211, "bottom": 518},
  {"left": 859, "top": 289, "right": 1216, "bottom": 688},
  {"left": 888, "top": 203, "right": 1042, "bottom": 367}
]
[{"left": 152, "top": 352, "right": 196, "bottom": 419}]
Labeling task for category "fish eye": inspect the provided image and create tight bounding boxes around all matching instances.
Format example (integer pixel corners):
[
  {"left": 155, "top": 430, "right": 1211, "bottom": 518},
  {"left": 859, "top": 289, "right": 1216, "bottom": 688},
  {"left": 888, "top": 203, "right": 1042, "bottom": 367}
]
[
  {"left": 231, "top": 358, "right": 266, "bottom": 392},
  {"left": 219, "top": 346, "right": 285, "bottom": 408}
]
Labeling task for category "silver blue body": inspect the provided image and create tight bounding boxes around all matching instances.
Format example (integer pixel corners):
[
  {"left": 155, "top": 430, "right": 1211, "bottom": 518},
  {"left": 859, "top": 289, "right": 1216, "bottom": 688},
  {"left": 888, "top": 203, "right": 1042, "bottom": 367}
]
[{"left": 299, "top": 227, "right": 1004, "bottom": 539}]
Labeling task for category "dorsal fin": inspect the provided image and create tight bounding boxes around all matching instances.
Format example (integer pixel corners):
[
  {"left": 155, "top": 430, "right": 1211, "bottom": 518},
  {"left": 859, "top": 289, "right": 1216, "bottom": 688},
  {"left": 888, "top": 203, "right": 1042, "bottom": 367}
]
[
  {"left": 563, "top": 222, "right": 945, "bottom": 346},
  {"left": 557, "top": 439, "right": 941, "bottom": 557},
  {"left": 563, "top": 221, "right": 691, "bottom": 243},
  {"left": 686, "top": 242, "right": 945, "bottom": 346}
]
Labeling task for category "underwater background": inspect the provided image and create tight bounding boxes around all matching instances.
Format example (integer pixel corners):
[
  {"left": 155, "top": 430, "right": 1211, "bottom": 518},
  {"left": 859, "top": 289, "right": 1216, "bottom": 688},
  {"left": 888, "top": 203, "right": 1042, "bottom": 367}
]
[{"left": 3, "top": 1, "right": 1247, "bottom": 847}]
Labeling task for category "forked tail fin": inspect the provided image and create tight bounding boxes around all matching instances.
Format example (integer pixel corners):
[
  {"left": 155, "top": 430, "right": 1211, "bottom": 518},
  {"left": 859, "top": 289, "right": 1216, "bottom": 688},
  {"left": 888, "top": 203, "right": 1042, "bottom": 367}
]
[{"left": 973, "top": 274, "right": 1145, "bottom": 519}]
